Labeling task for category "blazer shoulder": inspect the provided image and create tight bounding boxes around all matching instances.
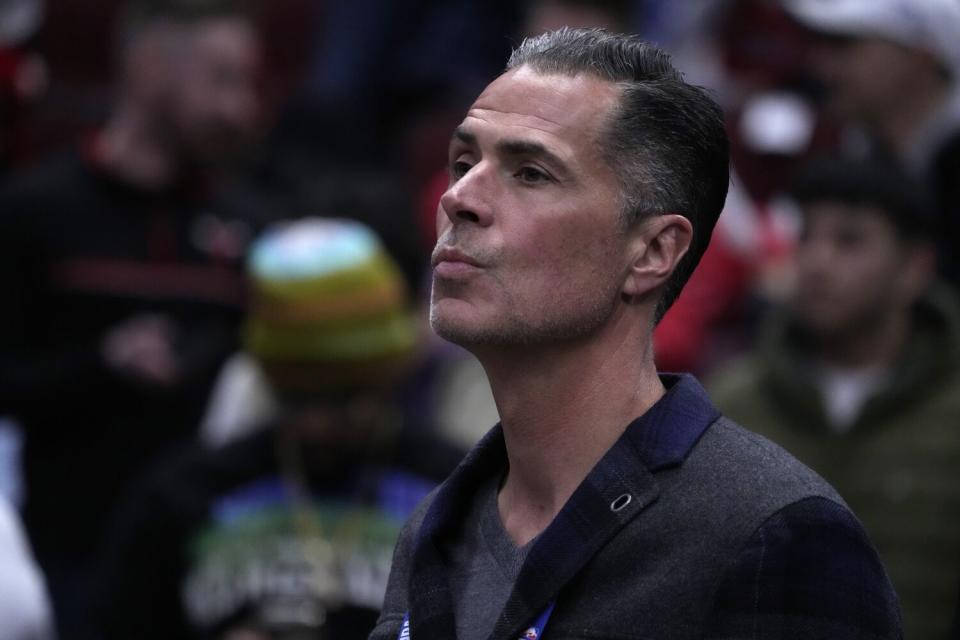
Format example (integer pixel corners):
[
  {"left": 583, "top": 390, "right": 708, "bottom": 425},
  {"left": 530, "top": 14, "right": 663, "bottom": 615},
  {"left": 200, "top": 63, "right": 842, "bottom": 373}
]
[
  {"left": 707, "top": 495, "right": 903, "bottom": 639},
  {"left": 695, "top": 415, "right": 844, "bottom": 507}
]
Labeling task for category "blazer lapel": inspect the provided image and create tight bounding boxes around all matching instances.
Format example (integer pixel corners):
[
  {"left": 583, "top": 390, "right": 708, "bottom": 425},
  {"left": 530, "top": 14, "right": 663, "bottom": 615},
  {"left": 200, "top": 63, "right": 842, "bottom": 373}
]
[
  {"left": 490, "top": 438, "right": 661, "bottom": 639},
  {"left": 408, "top": 426, "right": 508, "bottom": 639},
  {"left": 490, "top": 374, "right": 720, "bottom": 639}
]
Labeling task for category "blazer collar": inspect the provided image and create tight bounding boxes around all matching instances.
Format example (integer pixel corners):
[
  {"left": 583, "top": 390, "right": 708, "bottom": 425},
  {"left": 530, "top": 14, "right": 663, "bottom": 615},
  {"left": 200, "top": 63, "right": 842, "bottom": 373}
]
[{"left": 409, "top": 374, "right": 720, "bottom": 639}]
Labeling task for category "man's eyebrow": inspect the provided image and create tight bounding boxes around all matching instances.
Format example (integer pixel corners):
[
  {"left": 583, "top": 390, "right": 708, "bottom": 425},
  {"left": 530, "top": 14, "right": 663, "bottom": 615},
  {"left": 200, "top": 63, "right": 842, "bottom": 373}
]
[
  {"left": 452, "top": 127, "right": 476, "bottom": 146},
  {"left": 496, "top": 139, "right": 563, "bottom": 165},
  {"left": 451, "top": 127, "right": 571, "bottom": 175}
]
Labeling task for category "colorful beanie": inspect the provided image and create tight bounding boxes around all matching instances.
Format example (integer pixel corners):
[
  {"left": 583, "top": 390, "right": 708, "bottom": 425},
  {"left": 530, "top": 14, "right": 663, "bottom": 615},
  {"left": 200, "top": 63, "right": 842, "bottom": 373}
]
[{"left": 243, "top": 218, "right": 417, "bottom": 390}]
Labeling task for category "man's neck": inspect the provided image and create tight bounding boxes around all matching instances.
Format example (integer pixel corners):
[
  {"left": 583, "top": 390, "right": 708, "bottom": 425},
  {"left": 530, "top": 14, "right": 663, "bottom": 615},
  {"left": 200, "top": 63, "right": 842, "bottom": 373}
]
[
  {"left": 477, "top": 319, "right": 664, "bottom": 546},
  {"left": 96, "top": 104, "right": 180, "bottom": 190}
]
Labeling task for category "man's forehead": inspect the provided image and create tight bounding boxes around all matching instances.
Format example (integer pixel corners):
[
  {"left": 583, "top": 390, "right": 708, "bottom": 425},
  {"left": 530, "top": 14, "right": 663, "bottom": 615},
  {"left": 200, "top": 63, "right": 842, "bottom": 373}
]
[
  {"left": 803, "top": 202, "right": 900, "bottom": 233},
  {"left": 458, "top": 66, "right": 620, "bottom": 145}
]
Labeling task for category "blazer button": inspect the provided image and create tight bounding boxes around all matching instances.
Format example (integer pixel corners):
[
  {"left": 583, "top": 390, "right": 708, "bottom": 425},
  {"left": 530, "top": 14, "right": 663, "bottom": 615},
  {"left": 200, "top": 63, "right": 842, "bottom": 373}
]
[{"left": 610, "top": 493, "right": 632, "bottom": 512}]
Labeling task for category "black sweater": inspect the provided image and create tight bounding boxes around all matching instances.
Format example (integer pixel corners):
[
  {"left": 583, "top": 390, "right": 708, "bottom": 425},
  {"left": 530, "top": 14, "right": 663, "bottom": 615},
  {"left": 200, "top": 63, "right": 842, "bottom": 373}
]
[{"left": 0, "top": 149, "right": 264, "bottom": 562}]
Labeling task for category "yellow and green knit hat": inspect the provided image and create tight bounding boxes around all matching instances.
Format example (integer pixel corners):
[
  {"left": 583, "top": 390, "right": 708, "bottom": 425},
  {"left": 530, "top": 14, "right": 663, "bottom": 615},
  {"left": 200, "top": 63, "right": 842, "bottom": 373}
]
[{"left": 243, "top": 218, "right": 418, "bottom": 391}]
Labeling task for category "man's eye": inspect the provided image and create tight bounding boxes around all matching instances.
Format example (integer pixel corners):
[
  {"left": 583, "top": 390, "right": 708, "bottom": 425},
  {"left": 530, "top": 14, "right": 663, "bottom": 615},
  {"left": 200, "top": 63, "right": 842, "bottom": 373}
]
[
  {"left": 835, "top": 230, "right": 865, "bottom": 249},
  {"left": 516, "top": 166, "right": 550, "bottom": 183},
  {"left": 451, "top": 161, "right": 472, "bottom": 179}
]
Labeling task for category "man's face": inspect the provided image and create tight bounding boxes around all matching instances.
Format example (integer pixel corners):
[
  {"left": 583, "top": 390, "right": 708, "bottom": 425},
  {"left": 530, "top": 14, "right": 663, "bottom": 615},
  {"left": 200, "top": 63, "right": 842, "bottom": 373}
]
[
  {"left": 793, "top": 202, "right": 914, "bottom": 337},
  {"left": 807, "top": 35, "right": 924, "bottom": 123},
  {"left": 429, "top": 66, "right": 628, "bottom": 348},
  {"left": 155, "top": 17, "right": 262, "bottom": 166}
]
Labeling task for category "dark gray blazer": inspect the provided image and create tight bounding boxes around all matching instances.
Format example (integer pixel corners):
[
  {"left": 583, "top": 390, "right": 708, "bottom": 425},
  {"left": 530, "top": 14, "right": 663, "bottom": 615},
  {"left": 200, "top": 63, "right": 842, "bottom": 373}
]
[{"left": 370, "top": 375, "right": 902, "bottom": 639}]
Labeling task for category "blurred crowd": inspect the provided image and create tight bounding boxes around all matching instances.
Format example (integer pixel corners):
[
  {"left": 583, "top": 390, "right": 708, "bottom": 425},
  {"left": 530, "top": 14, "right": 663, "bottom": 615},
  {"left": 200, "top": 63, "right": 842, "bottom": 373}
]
[{"left": 0, "top": 0, "right": 959, "bottom": 638}]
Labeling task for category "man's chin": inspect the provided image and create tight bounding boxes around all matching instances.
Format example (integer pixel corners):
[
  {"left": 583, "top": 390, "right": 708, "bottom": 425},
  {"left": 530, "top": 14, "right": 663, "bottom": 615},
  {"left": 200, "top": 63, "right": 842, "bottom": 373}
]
[
  {"left": 430, "top": 312, "right": 475, "bottom": 345},
  {"left": 797, "top": 313, "right": 862, "bottom": 341},
  {"left": 429, "top": 308, "right": 499, "bottom": 349}
]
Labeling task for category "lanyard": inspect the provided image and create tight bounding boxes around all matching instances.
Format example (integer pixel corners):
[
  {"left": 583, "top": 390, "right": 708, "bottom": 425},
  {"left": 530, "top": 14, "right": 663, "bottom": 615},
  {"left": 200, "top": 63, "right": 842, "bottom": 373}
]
[
  {"left": 397, "top": 601, "right": 556, "bottom": 640},
  {"left": 519, "top": 601, "right": 556, "bottom": 639}
]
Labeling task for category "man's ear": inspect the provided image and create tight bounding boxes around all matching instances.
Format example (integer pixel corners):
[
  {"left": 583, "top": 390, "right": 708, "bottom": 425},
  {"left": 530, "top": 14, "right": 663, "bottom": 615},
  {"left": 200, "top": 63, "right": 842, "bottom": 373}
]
[
  {"left": 896, "top": 242, "right": 936, "bottom": 303},
  {"left": 622, "top": 214, "right": 693, "bottom": 298}
]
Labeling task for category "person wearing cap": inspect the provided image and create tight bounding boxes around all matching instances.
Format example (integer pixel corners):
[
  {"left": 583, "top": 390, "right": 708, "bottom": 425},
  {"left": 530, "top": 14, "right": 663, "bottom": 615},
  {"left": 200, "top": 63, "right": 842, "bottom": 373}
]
[
  {"left": 95, "top": 218, "right": 463, "bottom": 640},
  {"left": 370, "top": 28, "right": 901, "bottom": 640},
  {"left": 710, "top": 153, "right": 960, "bottom": 639},
  {"left": 783, "top": 0, "right": 960, "bottom": 282}
]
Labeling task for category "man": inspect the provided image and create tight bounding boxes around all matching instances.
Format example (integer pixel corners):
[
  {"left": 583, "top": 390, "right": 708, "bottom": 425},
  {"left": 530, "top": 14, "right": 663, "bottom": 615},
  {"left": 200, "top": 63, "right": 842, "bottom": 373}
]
[
  {"left": 710, "top": 154, "right": 960, "bottom": 639},
  {"left": 0, "top": 0, "right": 265, "bottom": 635},
  {"left": 783, "top": 0, "right": 960, "bottom": 282},
  {"left": 96, "top": 218, "right": 464, "bottom": 640},
  {"left": 370, "top": 28, "right": 901, "bottom": 639}
]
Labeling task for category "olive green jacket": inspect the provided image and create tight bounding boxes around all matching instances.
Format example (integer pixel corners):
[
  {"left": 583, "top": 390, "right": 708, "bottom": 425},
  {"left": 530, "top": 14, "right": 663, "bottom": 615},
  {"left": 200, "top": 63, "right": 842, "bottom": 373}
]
[{"left": 708, "top": 288, "right": 960, "bottom": 640}]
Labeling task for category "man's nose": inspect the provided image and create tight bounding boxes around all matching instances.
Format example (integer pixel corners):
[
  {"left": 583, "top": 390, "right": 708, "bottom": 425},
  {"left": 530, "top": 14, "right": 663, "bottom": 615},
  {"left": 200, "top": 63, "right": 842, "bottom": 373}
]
[
  {"left": 223, "top": 85, "right": 260, "bottom": 133},
  {"left": 438, "top": 164, "right": 494, "bottom": 228},
  {"left": 796, "top": 239, "right": 836, "bottom": 279}
]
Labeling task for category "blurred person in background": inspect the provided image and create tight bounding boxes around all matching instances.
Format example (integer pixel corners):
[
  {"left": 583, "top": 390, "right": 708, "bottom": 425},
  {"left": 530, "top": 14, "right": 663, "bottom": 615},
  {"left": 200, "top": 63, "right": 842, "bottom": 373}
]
[
  {"left": 0, "top": 0, "right": 267, "bottom": 636},
  {"left": 0, "top": 0, "right": 47, "bottom": 172},
  {"left": 0, "top": 0, "right": 47, "bottom": 509},
  {"left": 96, "top": 218, "right": 463, "bottom": 640},
  {"left": 783, "top": 0, "right": 960, "bottom": 284},
  {"left": 653, "top": 0, "right": 838, "bottom": 374},
  {"left": 709, "top": 154, "right": 960, "bottom": 639},
  {"left": 0, "top": 494, "right": 54, "bottom": 640}
]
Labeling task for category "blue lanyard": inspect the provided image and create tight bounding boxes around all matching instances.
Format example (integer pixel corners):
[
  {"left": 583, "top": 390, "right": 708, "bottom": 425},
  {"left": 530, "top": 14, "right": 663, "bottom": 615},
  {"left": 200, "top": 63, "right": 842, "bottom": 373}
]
[
  {"left": 518, "top": 601, "right": 556, "bottom": 639},
  {"left": 397, "top": 601, "right": 556, "bottom": 640}
]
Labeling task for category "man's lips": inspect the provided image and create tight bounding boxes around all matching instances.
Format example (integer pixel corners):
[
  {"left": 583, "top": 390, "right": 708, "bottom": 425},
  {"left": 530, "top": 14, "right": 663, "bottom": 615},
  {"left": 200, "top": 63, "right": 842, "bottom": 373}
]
[
  {"left": 431, "top": 246, "right": 484, "bottom": 278},
  {"left": 431, "top": 246, "right": 482, "bottom": 267}
]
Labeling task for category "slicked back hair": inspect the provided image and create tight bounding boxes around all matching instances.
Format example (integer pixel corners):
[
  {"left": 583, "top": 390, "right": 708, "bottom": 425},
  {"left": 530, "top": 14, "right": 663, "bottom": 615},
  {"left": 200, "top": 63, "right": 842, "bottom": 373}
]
[{"left": 506, "top": 28, "right": 730, "bottom": 323}]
